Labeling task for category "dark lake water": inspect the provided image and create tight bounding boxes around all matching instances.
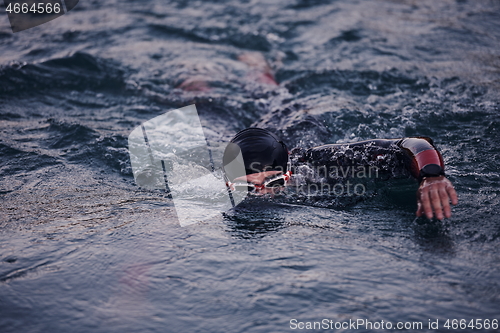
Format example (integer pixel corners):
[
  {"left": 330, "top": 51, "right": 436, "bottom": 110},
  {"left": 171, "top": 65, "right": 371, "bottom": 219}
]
[{"left": 1, "top": 0, "right": 499, "bottom": 332}]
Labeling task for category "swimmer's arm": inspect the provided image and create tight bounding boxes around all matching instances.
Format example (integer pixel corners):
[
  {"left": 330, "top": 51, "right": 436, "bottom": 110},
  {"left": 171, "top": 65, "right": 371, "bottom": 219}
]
[
  {"left": 397, "top": 137, "right": 458, "bottom": 220},
  {"left": 305, "top": 138, "right": 458, "bottom": 219}
]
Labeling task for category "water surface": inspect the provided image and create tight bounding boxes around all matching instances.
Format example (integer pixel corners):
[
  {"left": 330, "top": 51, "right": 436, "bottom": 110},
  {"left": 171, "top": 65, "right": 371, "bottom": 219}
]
[{"left": 1, "top": 0, "right": 499, "bottom": 332}]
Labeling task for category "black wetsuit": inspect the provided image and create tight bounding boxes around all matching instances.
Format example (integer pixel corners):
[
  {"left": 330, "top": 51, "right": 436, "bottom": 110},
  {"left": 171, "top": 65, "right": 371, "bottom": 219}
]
[{"left": 288, "top": 137, "right": 445, "bottom": 190}]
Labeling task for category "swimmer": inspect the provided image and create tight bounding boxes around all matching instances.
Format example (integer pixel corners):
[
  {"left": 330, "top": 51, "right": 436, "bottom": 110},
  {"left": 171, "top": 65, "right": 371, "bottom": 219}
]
[
  {"left": 176, "top": 52, "right": 278, "bottom": 92},
  {"left": 176, "top": 53, "right": 458, "bottom": 219},
  {"left": 223, "top": 128, "right": 458, "bottom": 220}
]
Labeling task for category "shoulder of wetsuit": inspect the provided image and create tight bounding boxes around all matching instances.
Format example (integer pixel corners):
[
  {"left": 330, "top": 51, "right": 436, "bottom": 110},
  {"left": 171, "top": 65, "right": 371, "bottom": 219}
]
[
  {"left": 307, "top": 139, "right": 398, "bottom": 150},
  {"left": 304, "top": 139, "right": 400, "bottom": 159},
  {"left": 347, "top": 138, "right": 398, "bottom": 149},
  {"left": 289, "top": 147, "right": 307, "bottom": 162},
  {"left": 396, "top": 137, "right": 445, "bottom": 181},
  {"left": 416, "top": 136, "right": 434, "bottom": 145},
  {"left": 301, "top": 144, "right": 344, "bottom": 165}
]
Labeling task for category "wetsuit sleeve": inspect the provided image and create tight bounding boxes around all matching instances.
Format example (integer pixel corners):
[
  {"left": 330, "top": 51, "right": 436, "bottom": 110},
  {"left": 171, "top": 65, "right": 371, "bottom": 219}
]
[
  {"left": 396, "top": 137, "right": 445, "bottom": 182},
  {"left": 300, "top": 137, "right": 445, "bottom": 182}
]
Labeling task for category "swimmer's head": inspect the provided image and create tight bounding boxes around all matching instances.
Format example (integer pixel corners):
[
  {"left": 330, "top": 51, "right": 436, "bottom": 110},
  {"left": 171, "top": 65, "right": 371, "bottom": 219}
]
[{"left": 223, "top": 128, "right": 288, "bottom": 183}]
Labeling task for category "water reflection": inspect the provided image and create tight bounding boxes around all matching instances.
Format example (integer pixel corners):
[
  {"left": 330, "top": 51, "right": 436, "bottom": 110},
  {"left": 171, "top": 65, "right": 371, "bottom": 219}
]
[{"left": 224, "top": 200, "right": 287, "bottom": 238}]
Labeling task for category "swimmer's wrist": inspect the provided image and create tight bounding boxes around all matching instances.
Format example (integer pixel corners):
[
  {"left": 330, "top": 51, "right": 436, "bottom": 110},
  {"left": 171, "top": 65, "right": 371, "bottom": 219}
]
[{"left": 418, "top": 164, "right": 445, "bottom": 183}]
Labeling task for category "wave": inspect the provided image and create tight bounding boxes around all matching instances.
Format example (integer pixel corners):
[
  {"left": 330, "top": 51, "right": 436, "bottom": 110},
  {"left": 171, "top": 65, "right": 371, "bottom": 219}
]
[
  {"left": 0, "top": 143, "right": 61, "bottom": 177},
  {"left": 0, "top": 52, "right": 125, "bottom": 97},
  {"left": 67, "top": 134, "right": 132, "bottom": 176},
  {"left": 45, "top": 119, "right": 99, "bottom": 149},
  {"left": 147, "top": 23, "right": 272, "bottom": 51},
  {"left": 278, "top": 68, "right": 429, "bottom": 97}
]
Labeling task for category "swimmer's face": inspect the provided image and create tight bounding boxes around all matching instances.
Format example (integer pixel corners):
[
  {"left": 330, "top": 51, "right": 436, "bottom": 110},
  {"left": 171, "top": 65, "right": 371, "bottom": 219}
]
[{"left": 233, "top": 170, "right": 287, "bottom": 195}]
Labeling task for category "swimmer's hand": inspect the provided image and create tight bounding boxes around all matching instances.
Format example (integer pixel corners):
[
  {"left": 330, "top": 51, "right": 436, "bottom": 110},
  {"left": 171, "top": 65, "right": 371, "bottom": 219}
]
[{"left": 416, "top": 176, "right": 458, "bottom": 220}]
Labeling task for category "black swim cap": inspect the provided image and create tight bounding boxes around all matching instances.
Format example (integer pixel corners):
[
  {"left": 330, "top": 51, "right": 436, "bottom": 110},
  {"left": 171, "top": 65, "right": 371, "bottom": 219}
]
[{"left": 223, "top": 128, "right": 288, "bottom": 182}]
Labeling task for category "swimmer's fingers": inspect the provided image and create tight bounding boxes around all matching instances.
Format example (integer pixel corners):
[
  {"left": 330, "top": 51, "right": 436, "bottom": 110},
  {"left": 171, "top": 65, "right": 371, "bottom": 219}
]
[
  {"left": 446, "top": 181, "right": 459, "bottom": 206},
  {"left": 416, "top": 193, "right": 426, "bottom": 217},
  {"left": 417, "top": 176, "right": 458, "bottom": 220},
  {"left": 416, "top": 201, "right": 423, "bottom": 217},
  {"left": 417, "top": 185, "right": 433, "bottom": 219},
  {"left": 416, "top": 202, "right": 428, "bottom": 218},
  {"left": 430, "top": 185, "right": 444, "bottom": 220},
  {"left": 439, "top": 185, "right": 452, "bottom": 219}
]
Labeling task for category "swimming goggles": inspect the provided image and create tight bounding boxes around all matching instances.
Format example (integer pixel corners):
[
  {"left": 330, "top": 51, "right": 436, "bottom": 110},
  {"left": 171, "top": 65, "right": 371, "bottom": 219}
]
[{"left": 226, "top": 170, "right": 292, "bottom": 192}]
